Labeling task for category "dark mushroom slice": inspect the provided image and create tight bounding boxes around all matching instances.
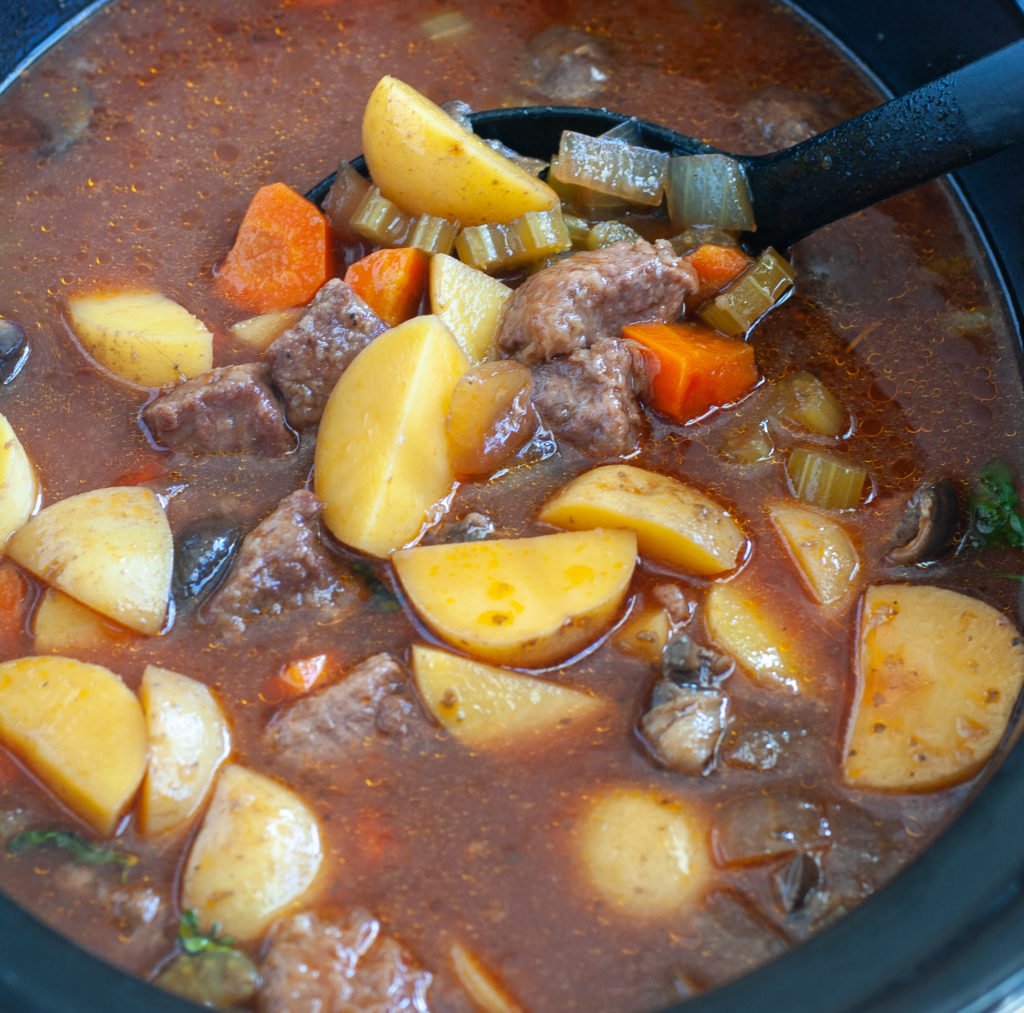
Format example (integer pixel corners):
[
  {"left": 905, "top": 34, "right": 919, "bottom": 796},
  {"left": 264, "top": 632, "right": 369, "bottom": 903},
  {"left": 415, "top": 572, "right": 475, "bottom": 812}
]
[
  {"left": 662, "top": 631, "right": 733, "bottom": 687},
  {"left": 886, "top": 477, "right": 959, "bottom": 565},
  {"left": 639, "top": 680, "right": 729, "bottom": 775},
  {"left": 172, "top": 516, "right": 244, "bottom": 610},
  {"left": 773, "top": 851, "right": 822, "bottom": 914},
  {"left": 0, "top": 318, "right": 29, "bottom": 385}
]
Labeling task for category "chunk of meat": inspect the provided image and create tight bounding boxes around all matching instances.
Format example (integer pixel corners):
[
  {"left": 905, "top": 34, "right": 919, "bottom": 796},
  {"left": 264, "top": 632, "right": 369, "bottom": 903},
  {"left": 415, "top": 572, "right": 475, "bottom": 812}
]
[
  {"left": 205, "top": 489, "right": 349, "bottom": 635},
  {"left": 267, "top": 278, "right": 387, "bottom": 427},
  {"left": 532, "top": 337, "right": 650, "bottom": 458},
  {"left": 497, "top": 240, "right": 696, "bottom": 364},
  {"left": 259, "top": 908, "right": 432, "bottom": 1013},
  {"left": 652, "top": 583, "right": 694, "bottom": 626},
  {"left": 741, "top": 87, "right": 836, "bottom": 151},
  {"left": 267, "top": 653, "right": 417, "bottom": 767},
  {"left": 142, "top": 362, "right": 293, "bottom": 456},
  {"left": 525, "top": 26, "right": 612, "bottom": 102},
  {"left": 640, "top": 681, "right": 728, "bottom": 775}
]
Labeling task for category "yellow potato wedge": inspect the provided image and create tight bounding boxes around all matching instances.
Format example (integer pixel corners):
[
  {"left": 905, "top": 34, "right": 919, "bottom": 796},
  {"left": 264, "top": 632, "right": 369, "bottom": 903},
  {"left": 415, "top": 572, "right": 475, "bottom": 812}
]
[
  {"left": 450, "top": 942, "right": 523, "bottom": 1013},
  {"left": 613, "top": 602, "right": 671, "bottom": 665},
  {"left": 7, "top": 486, "right": 173, "bottom": 635},
  {"left": 412, "top": 645, "right": 606, "bottom": 748},
  {"left": 315, "top": 314, "right": 467, "bottom": 557},
  {"left": 430, "top": 253, "right": 512, "bottom": 363},
  {"left": 33, "top": 589, "right": 136, "bottom": 653},
  {"left": 843, "top": 584, "right": 1024, "bottom": 791},
  {"left": 139, "top": 665, "right": 231, "bottom": 836},
  {"left": 0, "top": 412, "right": 38, "bottom": 550},
  {"left": 769, "top": 501, "right": 860, "bottom": 607},
  {"left": 540, "top": 465, "right": 747, "bottom": 577},
  {"left": 228, "top": 307, "right": 303, "bottom": 351},
  {"left": 394, "top": 529, "right": 637, "bottom": 667},
  {"left": 362, "top": 76, "right": 558, "bottom": 226},
  {"left": 66, "top": 289, "right": 213, "bottom": 388},
  {"left": 182, "top": 764, "right": 322, "bottom": 941},
  {"left": 705, "top": 581, "right": 806, "bottom": 693},
  {"left": 575, "top": 786, "right": 709, "bottom": 919},
  {"left": 0, "top": 656, "right": 147, "bottom": 834}
]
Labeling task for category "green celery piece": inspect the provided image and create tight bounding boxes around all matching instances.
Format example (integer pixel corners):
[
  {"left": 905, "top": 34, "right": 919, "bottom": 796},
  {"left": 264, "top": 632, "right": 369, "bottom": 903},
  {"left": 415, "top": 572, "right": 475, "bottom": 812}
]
[{"left": 699, "top": 247, "right": 794, "bottom": 336}]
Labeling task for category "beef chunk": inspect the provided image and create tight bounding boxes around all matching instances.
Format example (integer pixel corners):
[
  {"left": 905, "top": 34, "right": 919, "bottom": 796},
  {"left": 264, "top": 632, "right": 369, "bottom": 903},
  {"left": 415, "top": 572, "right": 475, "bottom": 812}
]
[
  {"left": 268, "top": 278, "right": 387, "bottom": 427},
  {"left": 525, "top": 26, "right": 611, "bottom": 102},
  {"left": 496, "top": 240, "right": 696, "bottom": 364},
  {"left": 142, "top": 362, "right": 293, "bottom": 456},
  {"left": 532, "top": 337, "right": 650, "bottom": 457},
  {"left": 268, "top": 653, "right": 416, "bottom": 767},
  {"left": 741, "top": 87, "right": 836, "bottom": 151},
  {"left": 640, "top": 681, "right": 728, "bottom": 775},
  {"left": 259, "top": 908, "right": 432, "bottom": 1013},
  {"left": 651, "top": 583, "right": 694, "bottom": 626},
  {"left": 205, "top": 489, "right": 348, "bottom": 635}
]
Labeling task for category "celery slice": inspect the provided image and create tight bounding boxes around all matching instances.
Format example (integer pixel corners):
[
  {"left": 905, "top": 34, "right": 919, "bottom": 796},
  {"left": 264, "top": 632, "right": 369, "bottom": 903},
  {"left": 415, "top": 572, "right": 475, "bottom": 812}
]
[
  {"left": 698, "top": 247, "right": 794, "bottom": 335},
  {"left": 551, "top": 131, "right": 668, "bottom": 206},
  {"left": 721, "top": 421, "right": 774, "bottom": 465},
  {"left": 666, "top": 154, "right": 755, "bottom": 232},
  {"left": 787, "top": 448, "right": 867, "bottom": 510},
  {"left": 585, "top": 221, "right": 642, "bottom": 250},
  {"left": 773, "top": 372, "right": 847, "bottom": 437},
  {"left": 409, "top": 214, "right": 460, "bottom": 255},
  {"left": 455, "top": 207, "right": 571, "bottom": 273},
  {"left": 322, "top": 162, "right": 371, "bottom": 243},
  {"left": 350, "top": 186, "right": 413, "bottom": 246},
  {"left": 563, "top": 213, "right": 591, "bottom": 248}
]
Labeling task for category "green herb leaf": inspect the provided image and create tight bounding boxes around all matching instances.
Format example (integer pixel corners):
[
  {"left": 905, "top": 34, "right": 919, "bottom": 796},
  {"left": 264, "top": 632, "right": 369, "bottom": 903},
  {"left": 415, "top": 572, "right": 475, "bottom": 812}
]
[
  {"left": 351, "top": 560, "right": 401, "bottom": 613},
  {"left": 8, "top": 829, "right": 138, "bottom": 873},
  {"left": 178, "top": 909, "right": 237, "bottom": 955},
  {"left": 967, "top": 459, "right": 1024, "bottom": 550}
]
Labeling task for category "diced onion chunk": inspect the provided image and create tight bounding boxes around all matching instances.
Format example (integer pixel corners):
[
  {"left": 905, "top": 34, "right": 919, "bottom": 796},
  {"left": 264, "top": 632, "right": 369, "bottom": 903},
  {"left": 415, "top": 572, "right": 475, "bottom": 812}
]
[
  {"left": 551, "top": 131, "right": 669, "bottom": 206},
  {"left": 666, "top": 153, "right": 755, "bottom": 232},
  {"left": 773, "top": 371, "right": 847, "bottom": 437}
]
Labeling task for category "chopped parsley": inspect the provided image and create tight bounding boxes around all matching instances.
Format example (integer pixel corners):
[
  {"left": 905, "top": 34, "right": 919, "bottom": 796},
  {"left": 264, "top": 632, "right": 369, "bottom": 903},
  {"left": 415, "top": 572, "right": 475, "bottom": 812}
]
[
  {"left": 177, "top": 909, "right": 238, "bottom": 956},
  {"left": 8, "top": 829, "right": 138, "bottom": 874},
  {"left": 966, "top": 459, "right": 1024, "bottom": 550}
]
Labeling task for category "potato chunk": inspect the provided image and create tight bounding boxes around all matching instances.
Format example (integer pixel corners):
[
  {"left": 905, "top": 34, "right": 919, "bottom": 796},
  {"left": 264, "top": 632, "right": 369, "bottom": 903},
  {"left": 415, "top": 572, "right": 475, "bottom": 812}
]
[
  {"left": 540, "top": 465, "right": 747, "bottom": 577},
  {"left": 139, "top": 666, "right": 231, "bottom": 836},
  {"left": 769, "top": 501, "right": 860, "bottom": 606},
  {"left": 362, "top": 76, "right": 558, "bottom": 226},
  {"left": 394, "top": 530, "right": 637, "bottom": 667},
  {"left": 843, "top": 585, "right": 1024, "bottom": 790},
  {"left": 0, "top": 656, "right": 147, "bottom": 834},
  {"left": 228, "top": 307, "right": 303, "bottom": 351},
  {"left": 412, "top": 645, "right": 606, "bottom": 748},
  {"left": 182, "top": 765, "right": 322, "bottom": 941},
  {"left": 575, "top": 786, "right": 709, "bottom": 919},
  {"left": 704, "top": 581, "right": 806, "bottom": 693},
  {"left": 0, "top": 412, "right": 37, "bottom": 551},
  {"left": 449, "top": 942, "right": 522, "bottom": 1013},
  {"left": 430, "top": 253, "right": 512, "bottom": 362},
  {"left": 66, "top": 289, "right": 213, "bottom": 388},
  {"left": 7, "top": 486, "right": 173, "bottom": 635},
  {"left": 33, "top": 589, "right": 136, "bottom": 653},
  {"left": 314, "top": 315, "right": 468, "bottom": 557}
]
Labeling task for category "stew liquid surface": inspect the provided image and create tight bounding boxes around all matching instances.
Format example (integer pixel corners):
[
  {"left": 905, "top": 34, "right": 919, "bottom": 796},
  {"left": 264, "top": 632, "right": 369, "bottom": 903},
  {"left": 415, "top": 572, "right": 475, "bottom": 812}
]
[{"left": 0, "top": 1, "right": 1022, "bottom": 1011}]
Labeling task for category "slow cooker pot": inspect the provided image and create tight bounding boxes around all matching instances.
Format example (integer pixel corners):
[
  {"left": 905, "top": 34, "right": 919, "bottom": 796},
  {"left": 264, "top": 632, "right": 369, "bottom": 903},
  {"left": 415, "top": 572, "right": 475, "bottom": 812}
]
[{"left": 0, "top": 2, "right": 1022, "bottom": 1011}]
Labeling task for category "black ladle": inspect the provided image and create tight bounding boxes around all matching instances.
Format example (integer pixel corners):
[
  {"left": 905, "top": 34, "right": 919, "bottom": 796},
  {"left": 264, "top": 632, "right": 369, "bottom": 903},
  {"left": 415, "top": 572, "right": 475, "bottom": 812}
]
[{"left": 308, "top": 39, "right": 1024, "bottom": 252}]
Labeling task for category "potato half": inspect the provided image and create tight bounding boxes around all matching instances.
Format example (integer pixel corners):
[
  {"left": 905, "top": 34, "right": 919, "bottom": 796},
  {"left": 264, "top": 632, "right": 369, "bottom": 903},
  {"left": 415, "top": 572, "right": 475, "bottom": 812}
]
[
  {"left": 0, "top": 655, "right": 147, "bottom": 834},
  {"left": 7, "top": 486, "right": 173, "bottom": 636},
  {"left": 843, "top": 584, "right": 1024, "bottom": 790},
  {"left": 394, "top": 529, "right": 637, "bottom": 667},
  {"left": 0, "top": 412, "right": 38, "bottom": 550}
]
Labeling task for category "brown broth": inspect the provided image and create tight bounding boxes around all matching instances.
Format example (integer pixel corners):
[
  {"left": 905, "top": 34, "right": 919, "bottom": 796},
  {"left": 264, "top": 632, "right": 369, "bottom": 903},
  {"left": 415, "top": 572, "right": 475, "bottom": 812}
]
[{"left": 0, "top": 0, "right": 1021, "bottom": 1010}]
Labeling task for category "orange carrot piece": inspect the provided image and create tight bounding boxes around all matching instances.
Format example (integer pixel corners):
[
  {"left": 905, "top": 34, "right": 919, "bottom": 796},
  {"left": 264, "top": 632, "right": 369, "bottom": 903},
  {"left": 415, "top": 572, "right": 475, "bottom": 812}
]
[
  {"left": 260, "top": 653, "right": 333, "bottom": 704},
  {"left": 112, "top": 456, "right": 167, "bottom": 487},
  {"left": 214, "top": 182, "right": 333, "bottom": 313},
  {"left": 0, "top": 564, "right": 28, "bottom": 651},
  {"left": 623, "top": 321, "right": 758, "bottom": 423},
  {"left": 344, "top": 247, "right": 429, "bottom": 327},
  {"left": 685, "top": 243, "right": 753, "bottom": 304}
]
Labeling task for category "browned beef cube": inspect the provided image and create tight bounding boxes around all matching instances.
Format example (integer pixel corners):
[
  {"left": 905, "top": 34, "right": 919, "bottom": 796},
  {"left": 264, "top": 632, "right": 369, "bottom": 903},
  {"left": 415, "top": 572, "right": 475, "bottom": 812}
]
[
  {"left": 142, "top": 362, "right": 293, "bottom": 456},
  {"left": 640, "top": 681, "right": 728, "bottom": 775},
  {"left": 205, "top": 489, "right": 348, "bottom": 635},
  {"left": 259, "top": 908, "right": 432, "bottom": 1013},
  {"left": 497, "top": 239, "right": 696, "bottom": 364},
  {"left": 267, "top": 278, "right": 387, "bottom": 427},
  {"left": 267, "top": 653, "right": 416, "bottom": 768},
  {"left": 532, "top": 337, "right": 650, "bottom": 458}
]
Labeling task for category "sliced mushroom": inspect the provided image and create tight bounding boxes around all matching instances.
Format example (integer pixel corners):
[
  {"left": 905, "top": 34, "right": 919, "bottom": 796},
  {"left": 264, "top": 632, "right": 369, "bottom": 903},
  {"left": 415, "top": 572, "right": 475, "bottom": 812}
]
[
  {"left": 886, "top": 478, "right": 959, "bottom": 565},
  {"left": 639, "top": 680, "right": 728, "bottom": 775}
]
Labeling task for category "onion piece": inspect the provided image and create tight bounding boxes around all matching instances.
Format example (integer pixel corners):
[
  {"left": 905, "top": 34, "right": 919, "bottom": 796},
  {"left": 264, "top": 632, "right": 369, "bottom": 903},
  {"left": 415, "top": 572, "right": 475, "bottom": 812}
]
[
  {"left": 550, "top": 130, "right": 668, "bottom": 206},
  {"left": 666, "top": 153, "right": 755, "bottom": 231},
  {"left": 772, "top": 371, "right": 847, "bottom": 437},
  {"left": 322, "top": 161, "right": 371, "bottom": 244}
]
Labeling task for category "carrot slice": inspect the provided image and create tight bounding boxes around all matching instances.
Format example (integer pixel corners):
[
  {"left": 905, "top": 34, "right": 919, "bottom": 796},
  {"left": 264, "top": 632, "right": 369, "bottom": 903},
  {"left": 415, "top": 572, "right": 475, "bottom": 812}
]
[
  {"left": 684, "top": 243, "right": 753, "bottom": 304},
  {"left": 112, "top": 456, "right": 167, "bottom": 487},
  {"left": 260, "top": 653, "right": 334, "bottom": 704},
  {"left": 0, "top": 564, "right": 28, "bottom": 651},
  {"left": 623, "top": 321, "right": 758, "bottom": 423},
  {"left": 214, "top": 182, "right": 333, "bottom": 313},
  {"left": 344, "top": 247, "right": 429, "bottom": 327}
]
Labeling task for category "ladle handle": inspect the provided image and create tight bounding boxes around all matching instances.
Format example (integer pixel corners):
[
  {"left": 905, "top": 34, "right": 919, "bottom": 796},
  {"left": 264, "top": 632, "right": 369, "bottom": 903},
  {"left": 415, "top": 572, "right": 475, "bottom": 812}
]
[{"left": 747, "top": 38, "right": 1024, "bottom": 250}]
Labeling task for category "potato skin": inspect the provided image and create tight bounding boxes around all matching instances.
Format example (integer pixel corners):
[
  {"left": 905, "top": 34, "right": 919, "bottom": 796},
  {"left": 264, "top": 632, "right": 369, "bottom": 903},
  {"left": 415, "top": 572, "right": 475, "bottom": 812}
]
[
  {"left": 394, "top": 529, "right": 637, "bottom": 668},
  {"left": 7, "top": 486, "right": 173, "bottom": 635},
  {"left": 314, "top": 315, "right": 468, "bottom": 558},
  {"left": 0, "top": 655, "right": 147, "bottom": 834},
  {"left": 182, "top": 764, "right": 322, "bottom": 941},
  {"left": 843, "top": 584, "right": 1024, "bottom": 791},
  {"left": 540, "top": 465, "right": 747, "bottom": 577},
  {"left": 362, "top": 76, "right": 558, "bottom": 226}
]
